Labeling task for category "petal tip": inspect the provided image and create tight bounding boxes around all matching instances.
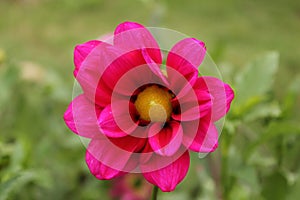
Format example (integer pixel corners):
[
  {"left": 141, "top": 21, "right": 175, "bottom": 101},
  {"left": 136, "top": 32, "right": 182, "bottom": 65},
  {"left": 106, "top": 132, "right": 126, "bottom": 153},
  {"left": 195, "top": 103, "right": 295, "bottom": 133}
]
[{"left": 114, "top": 21, "right": 144, "bottom": 35}]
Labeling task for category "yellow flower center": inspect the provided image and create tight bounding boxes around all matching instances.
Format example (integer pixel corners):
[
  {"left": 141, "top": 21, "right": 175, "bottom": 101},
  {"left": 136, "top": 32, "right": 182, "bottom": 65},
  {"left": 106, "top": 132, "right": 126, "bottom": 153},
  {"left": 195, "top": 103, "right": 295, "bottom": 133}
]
[{"left": 134, "top": 85, "right": 173, "bottom": 122}]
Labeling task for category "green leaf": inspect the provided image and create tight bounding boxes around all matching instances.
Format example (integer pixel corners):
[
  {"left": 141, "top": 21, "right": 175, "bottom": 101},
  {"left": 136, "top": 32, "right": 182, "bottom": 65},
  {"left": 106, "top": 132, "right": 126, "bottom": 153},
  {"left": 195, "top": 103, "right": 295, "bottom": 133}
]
[
  {"left": 0, "top": 172, "right": 34, "bottom": 200},
  {"left": 233, "top": 52, "right": 279, "bottom": 114},
  {"left": 261, "top": 171, "right": 288, "bottom": 200},
  {"left": 244, "top": 101, "right": 281, "bottom": 122},
  {"left": 244, "top": 121, "right": 300, "bottom": 160},
  {"left": 287, "top": 170, "right": 300, "bottom": 200}
]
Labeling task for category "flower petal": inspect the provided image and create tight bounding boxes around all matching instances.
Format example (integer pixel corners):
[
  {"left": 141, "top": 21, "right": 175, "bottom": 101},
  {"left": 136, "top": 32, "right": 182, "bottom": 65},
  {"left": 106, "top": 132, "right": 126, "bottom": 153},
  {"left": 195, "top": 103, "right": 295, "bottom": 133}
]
[
  {"left": 114, "top": 21, "right": 162, "bottom": 74},
  {"left": 85, "top": 150, "right": 125, "bottom": 180},
  {"left": 73, "top": 40, "right": 101, "bottom": 77},
  {"left": 171, "top": 102, "right": 202, "bottom": 121},
  {"left": 141, "top": 48, "right": 168, "bottom": 86},
  {"left": 110, "top": 62, "right": 163, "bottom": 96},
  {"left": 182, "top": 116, "right": 218, "bottom": 153},
  {"left": 99, "top": 102, "right": 137, "bottom": 138},
  {"left": 168, "top": 38, "right": 206, "bottom": 70},
  {"left": 171, "top": 78, "right": 213, "bottom": 121},
  {"left": 142, "top": 150, "right": 190, "bottom": 192},
  {"left": 75, "top": 42, "right": 123, "bottom": 107},
  {"left": 63, "top": 94, "right": 101, "bottom": 138},
  {"left": 166, "top": 38, "right": 206, "bottom": 90},
  {"left": 197, "top": 77, "right": 234, "bottom": 121},
  {"left": 87, "top": 136, "right": 141, "bottom": 174},
  {"left": 148, "top": 121, "right": 183, "bottom": 156},
  {"left": 109, "top": 135, "right": 147, "bottom": 153},
  {"left": 96, "top": 50, "right": 147, "bottom": 99},
  {"left": 114, "top": 22, "right": 160, "bottom": 54}
]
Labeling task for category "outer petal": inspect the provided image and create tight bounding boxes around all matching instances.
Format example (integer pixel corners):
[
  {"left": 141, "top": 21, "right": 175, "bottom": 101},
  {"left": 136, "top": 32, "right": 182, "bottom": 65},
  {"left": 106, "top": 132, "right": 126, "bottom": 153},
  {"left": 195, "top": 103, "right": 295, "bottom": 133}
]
[
  {"left": 96, "top": 50, "right": 148, "bottom": 101},
  {"left": 142, "top": 151, "right": 190, "bottom": 192},
  {"left": 148, "top": 121, "right": 183, "bottom": 156},
  {"left": 99, "top": 102, "right": 137, "bottom": 138},
  {"left": 87, "top": 136, "right": 143, "bottom": 175},
  {"left": 73, "top": 40, "right": 101, "bottom": 77},
  {"left": 166, "top": 38, "right": 206, "bottom": 91},
  {"left": 168, "top": 38, "right": 206, "bottom": 70},
  {"left": 197, "top": 77, "right": 234, "bottom": 121},
  {"left": 63, "top": 94, "right": 101, "bottom": 138},
  {"left": 114, "top": 22, "right": 160, "bottom": 54},
  {"left": 75, "top": 42, "right": 123, "bottom": 107},
  {"left": 113, "top": 21, "right": 162, "bottom": 72},
  {"left": 85, "top": 150, "right": 125, "bottom": 180},
  {"left": 182, "top": 116, "right": 218, "bottom": 153}
]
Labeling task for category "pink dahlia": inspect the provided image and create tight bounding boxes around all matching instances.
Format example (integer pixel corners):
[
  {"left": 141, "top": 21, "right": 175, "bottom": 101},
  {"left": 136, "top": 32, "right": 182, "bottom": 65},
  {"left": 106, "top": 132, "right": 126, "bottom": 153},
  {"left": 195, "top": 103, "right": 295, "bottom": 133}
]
[{"left": 64, "top": 21, "right": 234, "bottom": 192}]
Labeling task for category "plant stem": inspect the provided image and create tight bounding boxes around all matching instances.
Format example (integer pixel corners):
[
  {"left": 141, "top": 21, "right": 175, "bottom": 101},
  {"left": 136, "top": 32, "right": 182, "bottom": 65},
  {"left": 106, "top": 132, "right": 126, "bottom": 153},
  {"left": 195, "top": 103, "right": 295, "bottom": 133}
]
[{"left": 151, "top": 185, "right": 159, "bottom": 200}]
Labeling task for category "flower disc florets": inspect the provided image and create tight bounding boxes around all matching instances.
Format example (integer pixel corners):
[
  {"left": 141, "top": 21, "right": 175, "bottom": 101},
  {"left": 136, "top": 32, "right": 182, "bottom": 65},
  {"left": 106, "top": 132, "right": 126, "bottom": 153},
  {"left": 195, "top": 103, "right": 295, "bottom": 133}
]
[{"left": 134, "top": 85, "right": 173, "bottom": 122}]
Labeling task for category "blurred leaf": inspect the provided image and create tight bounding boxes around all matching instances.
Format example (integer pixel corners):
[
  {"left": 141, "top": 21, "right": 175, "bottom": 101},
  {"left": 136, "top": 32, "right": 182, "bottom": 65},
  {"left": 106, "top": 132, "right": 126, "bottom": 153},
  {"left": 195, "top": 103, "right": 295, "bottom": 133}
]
[
  {"left": 235, "top": 167, "right": 259, "bottom": 191},
  {"left": 245, "top": 121, "right": 300, "bottom": 160},
  {"left": 0, "top": 172, "right": 34, "bottom": 200},
  {"left": 0, "top": 64, "right": 19, "bottom": 111},
  {"left": 244, "top": 101, "right": 281, "bottom": 122},
  {"left": 287, "top": 171, "right": 300, "bottom": 200},
  {"left": 282, "top": 75, "right": 300, "bottom": 118},
  {"left": 247, "top": 151, "right": 277, "bottom": 169},
  {"left": 233, "top": 52, "right": 279, "bottom": 115},
  {"left": 261, "top": 171, "right": 288, "bottom": 200},
  {"left": 229, "top": 183, "right": 250, "bottom": 200}
]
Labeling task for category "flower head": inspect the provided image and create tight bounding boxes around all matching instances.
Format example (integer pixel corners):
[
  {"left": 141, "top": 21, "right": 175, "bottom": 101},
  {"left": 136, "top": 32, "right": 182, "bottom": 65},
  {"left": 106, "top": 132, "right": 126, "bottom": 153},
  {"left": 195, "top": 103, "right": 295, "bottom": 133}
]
[{"left": 64, "top": 21, "right": 234, "bottom": 192}]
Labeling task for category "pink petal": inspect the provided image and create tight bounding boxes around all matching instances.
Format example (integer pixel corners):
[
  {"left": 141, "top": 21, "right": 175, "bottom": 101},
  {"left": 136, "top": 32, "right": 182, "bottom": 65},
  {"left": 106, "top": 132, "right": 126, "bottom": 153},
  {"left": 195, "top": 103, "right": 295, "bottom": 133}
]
[
  {"left": 142, "top": 150, "right": 190, "bottom": 192},
  {"left": 75, "top": 42, "right": 124, "bottom": 107},
  {"left": 113, "top": 22, "right": 162, "bottom": 73},
  {"left": 164, "top": 65, "right": 197, "bottom": 102},
  {"left": 87, "top": 136, "right": 142, "bottom": 174},
  {"left": 139, "top": 141, "right": 154, "bottom": 164},
  {"left": 168, "top": 38, "right": 206, "bottom": 69},
  {"left": 114, "top": 21, "right": 144, "bottom": 34},
  {"left": 114, "top": 22, "right": 161, "bottom": 55},
  {"left": 95, "top": 50, "right": 146, "bottom": 99},
  {"left": 171, "top": 79, "right": 213, "bottom": 121},
  {"left": 85, "top": 150, "right": 125, "bottom": 180},
  {"left": 171, "top": 101, "right": 202, "bottom": 121},
  {"left": 110, "top": 62, "right": 163, "bottom": 96},
  {"left": 109, "top": 135, "right": 147, "bottom": 153},
  {"left": 141, "top": 48, "right": 169, "bottom": 86},
  {"left": 63, "top": 94, "right": 101, "bottom": 138},
  {"left": 99, "top": 102, "right": 137, "bottom": 138},
  {"left": 197, "top": 77, "right": 234, "bottom": 121},
  {"left": 166, "top": 38, "right": 206, "bottom": 91},
  {"left": 182, "top": 117, "right": 218, "bottom": 153},
  {"left": 148, "top": 121, "right": 183, "bottom": 156},
  {"left": 73, "top": 40, "right": 101, "bottom": 77}
]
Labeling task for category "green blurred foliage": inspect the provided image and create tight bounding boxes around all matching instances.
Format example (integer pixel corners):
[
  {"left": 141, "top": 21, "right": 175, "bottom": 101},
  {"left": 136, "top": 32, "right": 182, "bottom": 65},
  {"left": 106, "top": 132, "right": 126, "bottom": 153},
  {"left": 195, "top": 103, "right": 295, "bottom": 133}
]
[{"left": 1, "top": 0, "right": 300, "bottom": 199}]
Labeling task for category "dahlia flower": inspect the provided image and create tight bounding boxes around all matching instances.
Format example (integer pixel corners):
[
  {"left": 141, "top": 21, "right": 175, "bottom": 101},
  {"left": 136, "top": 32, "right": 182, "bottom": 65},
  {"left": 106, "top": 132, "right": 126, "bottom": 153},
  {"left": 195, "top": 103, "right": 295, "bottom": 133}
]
[{"left": 64, "top": 21, "right": 234, "bottom": 192}]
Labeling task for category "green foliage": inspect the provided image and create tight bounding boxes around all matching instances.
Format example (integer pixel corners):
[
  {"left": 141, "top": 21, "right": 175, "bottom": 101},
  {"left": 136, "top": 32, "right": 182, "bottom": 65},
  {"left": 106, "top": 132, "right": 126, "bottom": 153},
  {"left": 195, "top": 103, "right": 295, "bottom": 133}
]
[
  {"left": 217, "top": 52, "right": 300, "bottom": 200},
  {"left": 0, "top": 172, "right": 35, "bottom": 200},
  {"left": 233, "top": 52, "right": 279, "bottom": 115}
]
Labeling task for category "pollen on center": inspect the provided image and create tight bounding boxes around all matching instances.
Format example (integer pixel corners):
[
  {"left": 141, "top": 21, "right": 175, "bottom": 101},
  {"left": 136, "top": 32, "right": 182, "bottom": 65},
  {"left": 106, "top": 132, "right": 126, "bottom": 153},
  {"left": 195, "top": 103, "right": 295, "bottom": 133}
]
[{"left": 134, "top": 85, "right": 173, "bottom": 122}]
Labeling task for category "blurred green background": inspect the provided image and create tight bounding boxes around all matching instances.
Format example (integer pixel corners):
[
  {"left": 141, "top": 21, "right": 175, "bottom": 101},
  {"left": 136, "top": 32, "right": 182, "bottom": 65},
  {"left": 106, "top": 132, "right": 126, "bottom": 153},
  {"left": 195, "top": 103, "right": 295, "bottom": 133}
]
[{"left": 0, "top": 0, "right": 300, "bottom": 199}]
